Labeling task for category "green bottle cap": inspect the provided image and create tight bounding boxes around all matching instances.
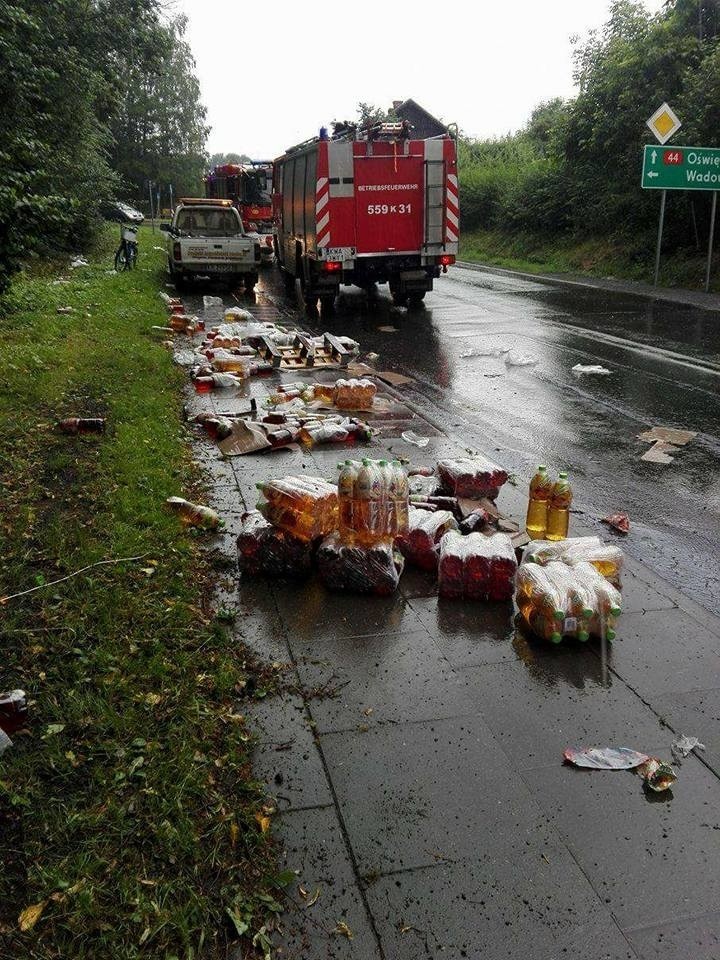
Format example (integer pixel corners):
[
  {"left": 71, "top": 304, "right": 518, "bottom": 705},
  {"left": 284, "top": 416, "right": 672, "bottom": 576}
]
[
  {"left": 362, "top": 458, "right": 371, "bottom": 465},
  {"left": 558, "top": 471, "right": 568, "bottom": 479},
  {"left": 379, "top": 459, "right": 389, "bottom": 466},
  {"left": 606, "top": 628, "right": 617, "bottom": 641},
  {"left": 610, "top": 605, "right": 621, "bottom": 617},
  {"left": 550, "top": 632, "right": 562, "bottom": 644},
  {"left": 578, "top": 630, "right": 589, "bottom": 642},
  {"left": 553, "top": 609, "right": 565, "bottom": 621},
  {"left": 538, "top": 464, "right": 547, "bottom": 471},
  {"left": 583, "top": 606, "right": 594, "bottom": 618}
]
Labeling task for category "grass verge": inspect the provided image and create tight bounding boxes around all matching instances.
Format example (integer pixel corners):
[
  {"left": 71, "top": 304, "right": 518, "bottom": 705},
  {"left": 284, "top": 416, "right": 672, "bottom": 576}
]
[
  {"left": 0, "top": 226, "right": 289, "bottom": 959},
  {"left": 460, "top": 228, "right": 720, "bottom": 291}
]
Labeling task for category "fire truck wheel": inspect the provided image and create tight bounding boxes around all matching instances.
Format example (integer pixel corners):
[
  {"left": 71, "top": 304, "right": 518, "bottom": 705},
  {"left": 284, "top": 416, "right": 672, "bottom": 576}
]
[{"left": 391, "top": 290, "right": 408, "bottom": 307}]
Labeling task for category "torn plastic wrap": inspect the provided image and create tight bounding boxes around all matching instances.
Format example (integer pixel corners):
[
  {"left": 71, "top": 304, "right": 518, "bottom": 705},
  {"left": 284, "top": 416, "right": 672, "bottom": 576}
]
[
  {"left": 521, "top": 536, "right": 624, "bottom": 585},
  {"left": 237, "top": 511, "right": 313, "bottom": 578},
  {"left": 437, "top": 456, "right": 508, "bottom": 500},
  {"left": 515, "top": 563, "right": 569, "bottom": 643},
  {"left": 516, "top": 558, "right": 621, "bottom": 642},
  {"left": 396, "top": 507, "right": 459, "bottom": 571},
  {"left": 438, "top": 531, "right": 517, "bottom": 600},
  {"left": 317, "top": 533, "right": 404, "bottom": 594},
  {"left": 408, "top": 473, "right": 441, "bottom": 499},
  {"left": 256, "top": 476, "right": 338, "bottom": 542}
]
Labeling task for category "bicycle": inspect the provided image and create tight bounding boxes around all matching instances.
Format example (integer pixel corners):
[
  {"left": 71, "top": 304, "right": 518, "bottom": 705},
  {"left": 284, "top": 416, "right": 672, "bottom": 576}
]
[{"left": 114, "top": 223, "right": 139, "bottom": 271}]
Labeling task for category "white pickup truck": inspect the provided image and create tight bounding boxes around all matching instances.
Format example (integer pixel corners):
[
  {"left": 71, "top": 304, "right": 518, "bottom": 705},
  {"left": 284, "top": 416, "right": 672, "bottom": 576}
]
[{"left": 163, "top": 199, "right": 261, "bottom": 291}]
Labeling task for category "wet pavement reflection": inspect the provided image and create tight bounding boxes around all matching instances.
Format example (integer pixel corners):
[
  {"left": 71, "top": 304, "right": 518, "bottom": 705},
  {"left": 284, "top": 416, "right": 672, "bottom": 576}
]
[{"left": 252, "top": 265, "right": 720, "bottom": 616}]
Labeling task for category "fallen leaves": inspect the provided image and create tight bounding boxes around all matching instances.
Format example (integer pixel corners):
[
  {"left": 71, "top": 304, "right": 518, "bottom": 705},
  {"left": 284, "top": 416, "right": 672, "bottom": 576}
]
[
  {"left": 333, "top": 920, "right": 353, "bottom": 939},
  {"left": 18, "top": 900, "right": 47, "bottom": 931},
  {"left": 299, "top": 885, "right": 321, "bottom": 907}
]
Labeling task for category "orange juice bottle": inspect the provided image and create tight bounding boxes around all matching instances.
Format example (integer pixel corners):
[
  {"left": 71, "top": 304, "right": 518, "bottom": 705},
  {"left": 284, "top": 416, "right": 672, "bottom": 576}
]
[
  {"left": 546, "top": 472, "right": 572, "bottom": 541},
  {"left": 525, "top": 465, "right": 551, "bottom": 539}
]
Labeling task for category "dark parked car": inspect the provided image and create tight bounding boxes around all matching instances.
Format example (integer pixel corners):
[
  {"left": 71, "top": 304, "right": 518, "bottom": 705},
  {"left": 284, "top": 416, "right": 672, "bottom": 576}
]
[{"left": 103, "top": 200, "right": 145, "bottom": 224}]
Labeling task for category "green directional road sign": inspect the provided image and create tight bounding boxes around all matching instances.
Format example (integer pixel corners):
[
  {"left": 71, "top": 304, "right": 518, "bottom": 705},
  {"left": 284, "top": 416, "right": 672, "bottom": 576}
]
[{"left": 642, "top": 144, "right": 720, "bottom": 190}]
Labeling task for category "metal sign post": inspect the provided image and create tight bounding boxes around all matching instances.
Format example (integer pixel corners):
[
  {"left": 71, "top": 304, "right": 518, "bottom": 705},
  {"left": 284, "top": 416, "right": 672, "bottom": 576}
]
[
  {"left": 705, "top": 191, "right": 717, "bottom": 293},
  {"left": 148, "top": 181, "right": 155, "bottom": 233},
  {"left": 654, "top": 189, "right": 667, "bottom": 287}
]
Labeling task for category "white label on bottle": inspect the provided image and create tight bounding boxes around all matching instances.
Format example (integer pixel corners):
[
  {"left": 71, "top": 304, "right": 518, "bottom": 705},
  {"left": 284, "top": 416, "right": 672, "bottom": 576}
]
[{"left": 563, "top": 617, "right": 578, "bottom": 634}]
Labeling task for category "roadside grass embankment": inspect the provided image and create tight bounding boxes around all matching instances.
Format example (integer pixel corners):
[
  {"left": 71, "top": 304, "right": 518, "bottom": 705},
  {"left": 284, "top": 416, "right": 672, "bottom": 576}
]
[
  {"left": 0, "top": 226, "right": 287, "bottom": 959},
  {"left": 460, "top": 228, "right": 720, "bottom": 292}
]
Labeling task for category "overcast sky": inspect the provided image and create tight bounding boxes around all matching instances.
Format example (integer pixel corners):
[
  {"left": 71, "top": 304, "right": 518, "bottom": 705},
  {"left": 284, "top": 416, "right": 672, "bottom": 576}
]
[{"left": 173, "top": 0, "right": 666, "bottom": 159}]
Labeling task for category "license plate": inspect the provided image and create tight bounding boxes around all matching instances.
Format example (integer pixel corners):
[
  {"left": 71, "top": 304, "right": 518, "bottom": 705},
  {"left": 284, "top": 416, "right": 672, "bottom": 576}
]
[
  {"left": 202, "top": 263, "right": 235, "bottom": 272},
  {"left": 325, "top": 246, "right": 356, "bottom": 262}
]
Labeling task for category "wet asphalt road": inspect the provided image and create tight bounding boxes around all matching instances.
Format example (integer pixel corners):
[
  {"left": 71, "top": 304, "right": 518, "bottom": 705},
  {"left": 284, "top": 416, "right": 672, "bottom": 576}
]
[{"left": 253, "top": 263, "right": 720, "bottom": 617}]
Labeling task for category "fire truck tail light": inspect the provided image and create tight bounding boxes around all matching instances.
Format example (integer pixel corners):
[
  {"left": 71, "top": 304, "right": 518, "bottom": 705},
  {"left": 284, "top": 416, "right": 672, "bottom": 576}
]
[
  {"left": 322, "top": 261, "right": 342, "bottom": 273},
  {"left": 439, "top": 254, "right": 455, "bottom": 266},
  {"left": 173, "top": 242, "right": 182, "bottom": 261}
]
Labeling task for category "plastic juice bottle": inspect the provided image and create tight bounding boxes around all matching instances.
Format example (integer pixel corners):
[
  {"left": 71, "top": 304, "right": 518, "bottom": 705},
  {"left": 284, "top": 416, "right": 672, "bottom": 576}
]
[
  {"left": 354, "top": 459, "right": 375, "bottom": 544},
  {"left": 338, "top": 461, "right": 357, "bottom": 541},
  {"left": 546, "top": 472, "right": 572, "bottom": 541},
  {"left": 526, "top": 465, "right": 551, "bottom": 539},
  {"left": 391, "top": 460, "right": 409, "bottom": 536}
]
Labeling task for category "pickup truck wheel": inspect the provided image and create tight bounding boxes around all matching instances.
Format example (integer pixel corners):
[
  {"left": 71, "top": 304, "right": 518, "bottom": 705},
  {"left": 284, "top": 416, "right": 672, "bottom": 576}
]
[
  {"left": 281, "top": 269, "right": 296, "bottom": 293},
  {"left": 172, "top": 270, "right": 189, "bottom": 292},
  {"left": 407, "top": 291, "right": 427, "bottom": 307},
  {"left": 245, "top": 272, "right": 259, "bottom": 291},
  {"left": 319, "top": 294, "right": 336, "bottom": 315}
]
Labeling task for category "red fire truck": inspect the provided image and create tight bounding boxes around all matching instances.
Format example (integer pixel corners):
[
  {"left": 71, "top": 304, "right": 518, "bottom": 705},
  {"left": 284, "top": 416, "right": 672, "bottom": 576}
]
[
  {"left": 204, "top": 161, "right": 274, "bottom": 260},
  {"left": 272, "top": 123, "right": 458, "bottom": 311}
]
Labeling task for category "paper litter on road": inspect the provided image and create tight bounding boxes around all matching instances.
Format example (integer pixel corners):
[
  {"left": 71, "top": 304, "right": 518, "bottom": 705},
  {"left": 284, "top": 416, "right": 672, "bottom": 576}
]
[
  {"left": 637, "top": 426, "right": 697, "bottom": 446},
  {"left": 377, "top": 370, "right": 414, "bottom": 387},
  {"left": 401, "top": 430, "right": 429, "bottom": 448},
  {"left": 70, "top": 257, "right": 89, "bottom": 269},
  {"left": 564, "top": 747, "right": 649, "bottom": 770},
  {"left": 572, "top": 363, "right": 611, "bottom": 375},
  {"left": 641, "top": 440, "right": 679, "bottom": 464},
  {"left": 203, "top": 295, "right": 223, "bottom": 310}
]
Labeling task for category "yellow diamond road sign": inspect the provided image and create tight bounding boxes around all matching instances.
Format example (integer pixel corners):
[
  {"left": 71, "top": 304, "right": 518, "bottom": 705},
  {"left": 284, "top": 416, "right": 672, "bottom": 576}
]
[{"left": 646, "top": 103, "right": 681, "bottom": 145}]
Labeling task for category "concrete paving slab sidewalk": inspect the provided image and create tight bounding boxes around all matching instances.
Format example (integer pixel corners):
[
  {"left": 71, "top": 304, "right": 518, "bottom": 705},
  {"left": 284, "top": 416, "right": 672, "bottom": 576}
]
[{"left": 176, "top": 289, "right": 720, "bottom": 959}]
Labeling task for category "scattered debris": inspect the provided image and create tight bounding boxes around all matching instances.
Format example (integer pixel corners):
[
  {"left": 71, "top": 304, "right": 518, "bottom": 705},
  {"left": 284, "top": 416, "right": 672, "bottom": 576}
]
[
  {"left": 56, "top": 306, "right": 73, "bottom": 314},
  {"left": 637, "top": 426, "right": 697, "bottom": 446},
  {"left": 563, "top": 747, "right": 649, "bottom": 770},
  {"left": 564, "top": 747, "right": 676, "bottom": 792},
  {"left": 636, "top": 757, "right": 677, "bottom": 793},
  {"left": 572, "top": 364, "right": 611, "bottom": 375},
  {"left": 401, "top": 430, "right": 429, "bottom": 448},
  {"left": 165, "top": 497, "right": 222, "bottom": 530},
  {"left": 377, "top": 325, "right": 398, "bottom": 333},
  {"left": 376, "top": 370, "right": 414, "bottom": 387},
  {"left": 0, "top": 554, "right": 150, "bottom": 605},
  {"left": 365, "top": 352, "right": 380, "bottom": 364},
  {"left": 69, "top": 257, "right": 89, "bottom": 269},
  {"left": 671, "top": 735, "right": 706, "bottom": 763},
  {"left": 0, "top": 728, "right": 12, "bottom": 756},
  {"left": 203, "top": 295, "right": 223, "bottom": 310},
  {"left": 333, "top": 921, "right": 353, "bottom": 940},
  {"left": 505, "top": 351, "right": 538, "bottom": 366},
  {"left": 0, "top": 689, "right": 27, "bottom": 735},
  {"left": 601, "top": 512, "right": 630, "bottom": 534},
  {"left": 57, "top": 417, "right": 106, "bottom": 435}
]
